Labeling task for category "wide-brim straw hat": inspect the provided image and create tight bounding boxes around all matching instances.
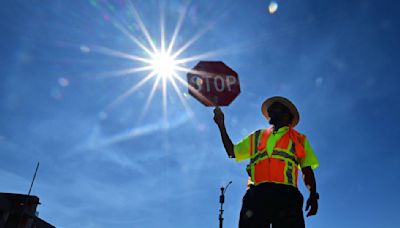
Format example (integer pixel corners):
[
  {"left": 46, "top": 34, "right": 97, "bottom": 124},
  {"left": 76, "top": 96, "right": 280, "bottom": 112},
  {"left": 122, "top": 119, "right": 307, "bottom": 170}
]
[{"left": 261, "top": 96, "right": 300, "bottom": 127}]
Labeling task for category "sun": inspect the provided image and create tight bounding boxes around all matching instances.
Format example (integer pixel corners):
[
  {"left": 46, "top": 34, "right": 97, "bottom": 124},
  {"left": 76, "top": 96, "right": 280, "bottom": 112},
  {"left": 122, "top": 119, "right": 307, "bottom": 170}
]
[
  {"left": 150, "top": 50, "right": 178, "bottom": 79},
  {"left": 88, "top": 1, "right": 225, "bottom": 124}
]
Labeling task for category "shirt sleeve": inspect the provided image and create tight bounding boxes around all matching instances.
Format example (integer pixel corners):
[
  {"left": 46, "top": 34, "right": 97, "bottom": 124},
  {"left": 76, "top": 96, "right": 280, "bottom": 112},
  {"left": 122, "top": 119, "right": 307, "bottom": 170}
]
[
  {"left": 298, "top": 137, "right": 319, "bottom": 169},
  {"left": 233, "top": 133, "right": 253, "bottom": 162}
]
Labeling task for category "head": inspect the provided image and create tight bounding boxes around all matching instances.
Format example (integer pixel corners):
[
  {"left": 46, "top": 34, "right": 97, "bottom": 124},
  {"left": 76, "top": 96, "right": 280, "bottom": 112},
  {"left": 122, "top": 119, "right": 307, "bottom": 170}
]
[
  {"left": 261, "top": 96, "right": 300, "bottom": 128},
  {"left": 267, "top": 102, "right": 293, "bottom": 129}
]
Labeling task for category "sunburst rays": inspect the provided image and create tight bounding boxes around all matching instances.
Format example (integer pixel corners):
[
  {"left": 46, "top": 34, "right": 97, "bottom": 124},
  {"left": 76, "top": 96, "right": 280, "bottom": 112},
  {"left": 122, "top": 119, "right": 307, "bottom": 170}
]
[{"left": 89, "top": 1, "right": 225, "bottom": 123}]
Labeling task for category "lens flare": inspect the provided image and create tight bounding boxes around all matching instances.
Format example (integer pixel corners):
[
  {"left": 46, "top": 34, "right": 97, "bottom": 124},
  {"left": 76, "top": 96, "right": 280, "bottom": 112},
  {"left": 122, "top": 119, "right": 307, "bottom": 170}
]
[{"left": 268, "top": 1, "right": 278, "bottom": 14}]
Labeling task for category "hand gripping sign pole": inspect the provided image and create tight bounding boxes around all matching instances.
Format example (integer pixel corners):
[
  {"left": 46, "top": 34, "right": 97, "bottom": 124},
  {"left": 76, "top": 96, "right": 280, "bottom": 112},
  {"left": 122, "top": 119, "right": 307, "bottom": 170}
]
[{"left": 219, "top": 181, "right": 232, "bottom": 228}]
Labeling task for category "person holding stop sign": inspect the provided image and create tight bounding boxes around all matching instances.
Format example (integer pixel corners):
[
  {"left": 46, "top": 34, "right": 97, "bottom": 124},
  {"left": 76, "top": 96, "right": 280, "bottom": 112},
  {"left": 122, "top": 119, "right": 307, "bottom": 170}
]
[{"left": 213, "top": 96, "right": 320, "bottom": 228}]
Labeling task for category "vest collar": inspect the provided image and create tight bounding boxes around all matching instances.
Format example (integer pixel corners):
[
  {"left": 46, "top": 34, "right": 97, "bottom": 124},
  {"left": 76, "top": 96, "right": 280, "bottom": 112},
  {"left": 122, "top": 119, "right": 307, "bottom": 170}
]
[{"left": 272, "top": 126, "right": 289, "bottom": 134}]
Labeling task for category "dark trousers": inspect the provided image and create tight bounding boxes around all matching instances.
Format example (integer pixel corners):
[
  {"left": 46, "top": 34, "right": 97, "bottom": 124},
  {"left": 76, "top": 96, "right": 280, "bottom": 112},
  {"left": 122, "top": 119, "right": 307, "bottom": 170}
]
[{"left": 239, "top": 182, "right": 305, "bottom": 228}]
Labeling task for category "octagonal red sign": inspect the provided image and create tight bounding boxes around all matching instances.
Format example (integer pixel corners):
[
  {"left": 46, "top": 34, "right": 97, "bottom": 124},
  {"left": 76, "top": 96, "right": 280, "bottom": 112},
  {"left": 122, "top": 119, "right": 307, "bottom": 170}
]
[{"left": 186, "top": 61, "right": 240, "bottom": 106}]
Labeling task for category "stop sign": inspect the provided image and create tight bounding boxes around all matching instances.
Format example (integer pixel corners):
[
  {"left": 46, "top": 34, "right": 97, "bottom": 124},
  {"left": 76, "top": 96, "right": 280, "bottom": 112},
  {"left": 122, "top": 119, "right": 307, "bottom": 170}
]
[{"left": 186, "top": 61, "right": 240, "bottom": 106}]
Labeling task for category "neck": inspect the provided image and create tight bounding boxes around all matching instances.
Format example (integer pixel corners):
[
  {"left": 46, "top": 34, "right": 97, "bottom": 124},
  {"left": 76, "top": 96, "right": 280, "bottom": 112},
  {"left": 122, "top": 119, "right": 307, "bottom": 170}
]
[{"left": 273, "top": 124, "right": 288, "bottom": 132}]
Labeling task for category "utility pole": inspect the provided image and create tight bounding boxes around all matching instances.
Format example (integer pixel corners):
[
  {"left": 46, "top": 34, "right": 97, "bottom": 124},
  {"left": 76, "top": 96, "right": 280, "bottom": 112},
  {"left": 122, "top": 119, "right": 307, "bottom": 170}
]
[{"left": 218, "top": 181, "right": 232, "bottom": 228}]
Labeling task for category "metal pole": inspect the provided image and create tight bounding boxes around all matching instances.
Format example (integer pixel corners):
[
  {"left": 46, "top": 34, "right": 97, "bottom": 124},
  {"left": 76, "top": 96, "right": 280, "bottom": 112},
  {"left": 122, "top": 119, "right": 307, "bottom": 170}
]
[
  {"left": 218, "top": 181, "right": 232, "bottom": 228},
  {"left": 17, "top": 162, "right": 40, "bottom": 228},
  {"left": 219, "top": 187, "right": 224, "bottom": 228},
  {"left": 28, "top": 162, "right": 40, "bottom": 196}
]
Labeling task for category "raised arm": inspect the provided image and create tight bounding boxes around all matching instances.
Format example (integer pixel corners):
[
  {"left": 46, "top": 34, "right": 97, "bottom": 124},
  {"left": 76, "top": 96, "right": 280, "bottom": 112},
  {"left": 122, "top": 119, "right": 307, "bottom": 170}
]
[{"left": 213, "top": 107, "right": 235, "bottom": 158}]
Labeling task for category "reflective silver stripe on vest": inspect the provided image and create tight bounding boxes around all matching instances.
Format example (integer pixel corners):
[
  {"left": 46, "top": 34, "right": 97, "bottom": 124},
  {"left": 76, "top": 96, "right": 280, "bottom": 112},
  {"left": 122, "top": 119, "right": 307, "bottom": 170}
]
[
  {"left": 249, "top": 130, "right": 263, "bottom": 166},
  {"left": 290, "top": 142, "right": 296, "bottom": 154},
  {"left": 254, "top": 130, "right": 261, "bottom": 153},
  {"left": 250, "top": 151, "right": 268, "bottom": 165},
  {"left": 272, "top": 150, "right": 298, "bottom": 165},
  {"left": 286, "top": 162, "right": 293, "bottom": 185}
]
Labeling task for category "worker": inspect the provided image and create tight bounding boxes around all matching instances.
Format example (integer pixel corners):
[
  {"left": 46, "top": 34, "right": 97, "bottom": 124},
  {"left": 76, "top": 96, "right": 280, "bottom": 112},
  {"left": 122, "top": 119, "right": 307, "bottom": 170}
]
[{"left": 213, "top": 96, "right": 319, "bottom": 228}]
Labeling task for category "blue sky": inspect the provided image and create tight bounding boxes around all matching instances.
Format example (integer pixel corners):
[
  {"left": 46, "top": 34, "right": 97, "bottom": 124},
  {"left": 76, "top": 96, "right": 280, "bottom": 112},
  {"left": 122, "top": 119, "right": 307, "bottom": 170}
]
[{"left": 1, "top": 0, "right": 400, "bottom": 227}]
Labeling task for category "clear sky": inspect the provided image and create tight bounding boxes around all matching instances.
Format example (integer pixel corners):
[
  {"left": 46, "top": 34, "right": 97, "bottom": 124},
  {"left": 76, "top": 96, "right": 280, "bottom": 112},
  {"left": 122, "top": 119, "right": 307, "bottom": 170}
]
[{"left": 1, "top": 0, "right": 399, "bottom": 227}]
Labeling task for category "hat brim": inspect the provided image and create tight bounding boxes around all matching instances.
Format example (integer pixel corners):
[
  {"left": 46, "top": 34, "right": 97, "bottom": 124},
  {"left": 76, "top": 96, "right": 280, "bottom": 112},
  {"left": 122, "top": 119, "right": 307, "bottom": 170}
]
[{"left": 261, "top": 96, "right": 300, "bottom": 127}]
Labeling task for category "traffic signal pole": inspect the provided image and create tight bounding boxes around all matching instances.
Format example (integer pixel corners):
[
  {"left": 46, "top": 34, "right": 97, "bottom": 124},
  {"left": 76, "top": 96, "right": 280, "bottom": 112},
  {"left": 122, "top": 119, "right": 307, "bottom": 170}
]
[{"left": 218, "top": 181, "right": 232, "bottom": 228}]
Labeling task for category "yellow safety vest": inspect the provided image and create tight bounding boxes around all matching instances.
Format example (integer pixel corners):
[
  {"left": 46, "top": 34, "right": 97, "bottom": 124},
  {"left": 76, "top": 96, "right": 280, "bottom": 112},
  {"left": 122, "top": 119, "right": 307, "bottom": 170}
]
[{"left": 246, "top": 128, "right": 306, "bottom": 188}]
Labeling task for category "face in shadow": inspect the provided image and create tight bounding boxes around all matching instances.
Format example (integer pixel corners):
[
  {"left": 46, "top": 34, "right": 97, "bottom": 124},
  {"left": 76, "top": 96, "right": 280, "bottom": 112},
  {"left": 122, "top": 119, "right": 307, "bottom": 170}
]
[{"left": 267, "top": 102, "right": 293, "bottom": 128}]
